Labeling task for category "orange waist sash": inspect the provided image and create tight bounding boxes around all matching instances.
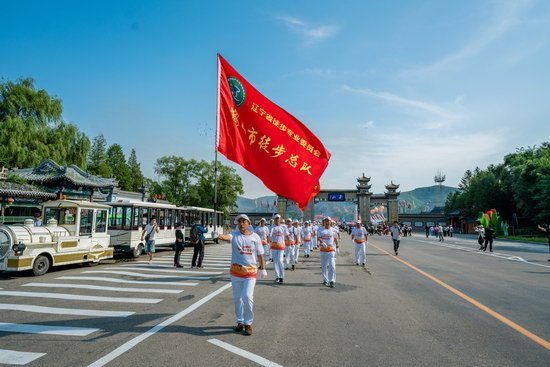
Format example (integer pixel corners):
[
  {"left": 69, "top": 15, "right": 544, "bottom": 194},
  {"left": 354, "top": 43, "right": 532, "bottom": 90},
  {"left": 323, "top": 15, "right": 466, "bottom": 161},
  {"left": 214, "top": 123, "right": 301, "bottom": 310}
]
[
  {"left": 230, "top": 263, "right": 257, "bottom": 278},
  {"left": 271, "top": 242, "right": 285, "bottom": 250}
]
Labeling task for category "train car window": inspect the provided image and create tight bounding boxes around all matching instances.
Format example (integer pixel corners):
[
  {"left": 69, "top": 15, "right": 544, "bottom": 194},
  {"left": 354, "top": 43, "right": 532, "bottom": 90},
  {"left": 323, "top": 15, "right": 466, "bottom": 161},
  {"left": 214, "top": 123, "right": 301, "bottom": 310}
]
[
  {"left": 122, "top": 207, "right": 132, "bottom": 230},
  {"left": 80, "top": 209, "right": 94, "bottom": 235},
  {"left": 132, "top": 207, "right": 141, "bottom": 230},
  {"left": 142, "top": 207, "right": 150, "bottom": 226},
  {"left": 95, "top": 210, "right": 108, "bottom": 233},
  {"left": 159, "top": 209, "right": 166, "bottom": 227},
  {"left": 167, "top": 209, "right": 174, "bottom": 228},
  {"left": 109, "top": 207, "right": 123, "bottom": 229},
  {"left": 44, "top": 208, "right": 61, "bottom": 224}
]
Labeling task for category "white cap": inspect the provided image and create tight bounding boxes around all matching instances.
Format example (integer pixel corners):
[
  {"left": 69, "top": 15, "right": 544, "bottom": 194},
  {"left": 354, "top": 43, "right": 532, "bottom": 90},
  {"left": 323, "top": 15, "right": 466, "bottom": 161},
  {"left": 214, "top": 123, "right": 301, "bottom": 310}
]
[
  {"left": 286, "top": 218, "right": 293, "bottom": 222},
  {"left": 273, "top": 214, "right": 281, "bottom": 219},
  {"left": 323, "top": 216, "right": 331, "bottom": 222},
  {"left": 260, "top": 218, "right": 266, "bottom": 222},
  {"left": 233, "top": 214, "right": 251, "bottom": 225}
]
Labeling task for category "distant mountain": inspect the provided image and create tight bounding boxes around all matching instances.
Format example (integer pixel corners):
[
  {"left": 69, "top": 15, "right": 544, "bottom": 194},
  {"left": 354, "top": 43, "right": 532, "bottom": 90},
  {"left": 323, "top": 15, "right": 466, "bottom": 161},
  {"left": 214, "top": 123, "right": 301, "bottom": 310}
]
[
  {"left": 399, "top": 185, "right": 457, "bottom": 213},
  {"left": 236, "top": 184, "right": 457, "bottom": 218}
]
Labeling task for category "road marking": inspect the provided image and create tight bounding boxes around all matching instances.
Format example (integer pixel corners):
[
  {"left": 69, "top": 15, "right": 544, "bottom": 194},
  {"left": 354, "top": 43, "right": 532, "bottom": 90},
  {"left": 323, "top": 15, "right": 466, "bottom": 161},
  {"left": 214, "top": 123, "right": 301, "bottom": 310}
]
[
  {"left": 105, "top": 266, "right": 223, "bottom": 275},
  {"left": 82, "top": 270, "right": 213, "bottom": 280},
  {"left": 87, "top": 282, "right": 232, "bottom": 367},
  {"left": 0, "top": 303, "right": 134, "bottom": 317},
  {"left": 22, "top": 282, "right": 183, "bottom": 294},
  {"left": 147, "top": 258, "right": 231, "bottom": 263},
  {"left": 0, "top": 322, "right": 98, "bottom": 336},
  {"left": 134, "top": 262, "right": 229, "bottom": 269},
  {"left": 0, "top": 349, "right": 46, "bottom": 365},
  {"left": 58, "top": 275, "right": 198, "bottom": 286},
  {"left": 0, "top": 291, "right": 162, "bottom": 304},
  {"left": 208, "top": 338, "right": 283, "bottom": 366},
  {"left": 370, "top": 243, "right": 550, "bottom": 350},
  {"left": 415, "top": 239, "right": 550, "bottom": 268}
]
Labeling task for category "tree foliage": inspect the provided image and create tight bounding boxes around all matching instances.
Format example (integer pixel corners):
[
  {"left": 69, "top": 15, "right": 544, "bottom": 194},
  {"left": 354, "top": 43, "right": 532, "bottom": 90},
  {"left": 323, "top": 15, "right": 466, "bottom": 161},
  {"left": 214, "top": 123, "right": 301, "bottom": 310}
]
[
  {"left": 0, "top": 78, "right": 90, "bottom": 168},
  {"left": 106, "top": 144, "right": 132, "bottom": 191},
  {"left": 127, "top": 149, "right": 144, "bottom": 191},
  {"left": 445, "top": 143, "right": 550, "bottom": 222},
  {"left": 153, "top": 156, "right": 243, "bottom": 213},
  {"left": 87, "top": 134, "right": 112, "bottom": 178}
]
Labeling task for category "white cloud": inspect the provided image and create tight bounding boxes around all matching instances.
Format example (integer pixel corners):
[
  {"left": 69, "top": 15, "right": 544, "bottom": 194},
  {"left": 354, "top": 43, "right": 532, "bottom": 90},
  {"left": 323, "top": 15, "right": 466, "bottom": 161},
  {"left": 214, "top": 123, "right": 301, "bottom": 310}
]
[
  {"left": 277, "top": 16, "right": 339, "bottom": 45},
  {"left": 359, "top": 120, "right": 375, "bottom": 129},
  {"left": 342, "top": 85, "right": 461, "bottom": 122},
  {"left": 401, "top": 0, "right": 534, "bottom": 77}
]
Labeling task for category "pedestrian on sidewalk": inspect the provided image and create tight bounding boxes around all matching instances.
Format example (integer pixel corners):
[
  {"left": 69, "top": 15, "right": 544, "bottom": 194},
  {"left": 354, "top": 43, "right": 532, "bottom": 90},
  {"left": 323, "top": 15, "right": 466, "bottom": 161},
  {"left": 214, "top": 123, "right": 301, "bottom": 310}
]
[
  {"left": 218, "top": 214, "right": 266, "bottom": 336},
  {"left": 438, "top": 224, "right": 444, "bottom": 242},
  {"left": 173, "top": 222, "right": 184, "bottom": 268},
  {"left": 425, "top": 225, "right": 429, "bottom": 238},
  {"left": 351, "top": 221, "right": 368, "bottom": 266},
  {"left": 255, "top": 218, "right": 270, "bottom": 262},
  {"left": 537, "top": 223, "right": 550, "bottom": 261},
  {"left": 390, "top": 221, "right": 401, "bottom": 256},
  {"left": 483, "top": 225, "right": 495, "bottom": 252},
  {"left": 449, "top": 225, "right": 454, "bottom": 237},
  {"left": 141, "top": 216, "right": 159, "bottom": 263},
  {"left": 190, "top": 220, "right": 208, "bottom": 268},
  {"left": 269, "top": 214, "right": 288, "bottom": 284},
  {"left": 318, "top": 216, "right": 339, "bottom": 288},
  {"left": 475, "top": 225, "right": 485, "bottom": 249}
]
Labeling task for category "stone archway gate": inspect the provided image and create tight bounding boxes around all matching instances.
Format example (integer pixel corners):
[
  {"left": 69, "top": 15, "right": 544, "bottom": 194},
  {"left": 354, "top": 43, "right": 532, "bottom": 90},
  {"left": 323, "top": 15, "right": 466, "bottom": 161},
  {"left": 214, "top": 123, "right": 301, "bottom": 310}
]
[{"left": 276, "top": 174, "right": 400, "bottom": 224}]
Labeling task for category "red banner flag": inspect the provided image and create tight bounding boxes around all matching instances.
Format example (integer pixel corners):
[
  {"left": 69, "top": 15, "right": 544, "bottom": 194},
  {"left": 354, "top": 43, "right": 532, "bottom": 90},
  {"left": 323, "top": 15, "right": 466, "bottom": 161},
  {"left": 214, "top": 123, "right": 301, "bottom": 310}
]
[{"left": 216, "top": 54, "right": 331, "bottom": 210}]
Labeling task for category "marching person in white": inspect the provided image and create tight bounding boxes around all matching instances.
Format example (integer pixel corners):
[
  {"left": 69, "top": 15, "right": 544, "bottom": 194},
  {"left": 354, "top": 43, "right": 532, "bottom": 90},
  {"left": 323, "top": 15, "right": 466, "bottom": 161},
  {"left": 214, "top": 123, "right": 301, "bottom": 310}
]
[
  {"left": 318, "top": 216, "right": 339, "bottom": 288},
  {"left": 331, "top": 220, "right": 340, "bottom": 256},
  {"left": 284, "top": 218, "right": 296, "bottom": 270},
  {"left": 351, "top": 221, "right": 368, "bottom": 266},
  {"left": 255, "top": 218, "right": 270, "bottom": 262},
  {"left": 293, "top": 220, "right": 302, "bottom": 265},
  {"left": 219, "top": 214, "right": 266, "bottom": 336},
  {"left": 302, "top": 221, "right": 313, "bottom": 258},
  {"left": 312, "top": 221, "right": 319, "bottom": 250},
  {"left": 269, "top": 214, "right": 288, "bottom": 284}
]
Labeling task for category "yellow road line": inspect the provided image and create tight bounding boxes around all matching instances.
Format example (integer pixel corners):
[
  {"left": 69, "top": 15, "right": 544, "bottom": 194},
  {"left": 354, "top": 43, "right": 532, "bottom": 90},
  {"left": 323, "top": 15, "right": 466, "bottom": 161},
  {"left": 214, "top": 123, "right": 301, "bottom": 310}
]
[{"left": 370, "top": 243, "right": 550, "bottom": 350}]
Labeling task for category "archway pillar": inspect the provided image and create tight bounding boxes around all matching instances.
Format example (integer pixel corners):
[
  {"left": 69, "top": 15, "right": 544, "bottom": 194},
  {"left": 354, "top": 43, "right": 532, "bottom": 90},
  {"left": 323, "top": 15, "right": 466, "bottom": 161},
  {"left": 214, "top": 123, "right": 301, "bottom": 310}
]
[{"left": 303, "top": 199, "right": 314, "bottom": 222}]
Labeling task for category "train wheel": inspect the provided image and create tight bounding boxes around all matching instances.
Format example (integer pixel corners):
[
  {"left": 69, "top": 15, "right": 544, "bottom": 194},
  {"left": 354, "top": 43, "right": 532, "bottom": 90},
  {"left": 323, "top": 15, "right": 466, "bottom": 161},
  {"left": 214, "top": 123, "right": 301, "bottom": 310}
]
[
  {"left": 132, "top": 244, "right": 144, "bottom": 258},
  {"left": 32, "top": 255, "right": 50, "bottom": 276}
]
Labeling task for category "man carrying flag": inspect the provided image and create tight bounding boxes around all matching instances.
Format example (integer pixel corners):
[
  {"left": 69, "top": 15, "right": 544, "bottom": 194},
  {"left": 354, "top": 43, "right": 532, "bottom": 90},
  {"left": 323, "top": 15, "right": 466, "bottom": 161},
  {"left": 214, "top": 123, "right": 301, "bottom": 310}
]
[{"left": 216, "top": 54, "right": 331, "bottom": 211}]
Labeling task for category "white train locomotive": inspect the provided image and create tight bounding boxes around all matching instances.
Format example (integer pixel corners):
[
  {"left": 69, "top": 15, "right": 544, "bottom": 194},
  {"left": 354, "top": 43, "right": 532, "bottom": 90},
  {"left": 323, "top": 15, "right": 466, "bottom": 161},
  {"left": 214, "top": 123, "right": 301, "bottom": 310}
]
[{"left": 0, "top": 200, "right": 112, "bottom": 276}]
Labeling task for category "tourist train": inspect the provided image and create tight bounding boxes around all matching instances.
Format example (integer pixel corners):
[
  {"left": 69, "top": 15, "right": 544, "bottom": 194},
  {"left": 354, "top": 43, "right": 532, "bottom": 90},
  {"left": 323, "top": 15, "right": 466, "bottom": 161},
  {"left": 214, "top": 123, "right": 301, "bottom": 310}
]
[{"left": 0, "top": 199, "right": 224, "bottom": 275}]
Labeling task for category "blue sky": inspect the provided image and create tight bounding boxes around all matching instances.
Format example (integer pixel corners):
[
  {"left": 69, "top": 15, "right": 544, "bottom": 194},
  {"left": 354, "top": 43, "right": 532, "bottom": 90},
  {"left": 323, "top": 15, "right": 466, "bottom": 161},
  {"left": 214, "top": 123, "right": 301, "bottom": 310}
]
[{"left": 1, "top": 0, "right": 549, "bottom": 197}]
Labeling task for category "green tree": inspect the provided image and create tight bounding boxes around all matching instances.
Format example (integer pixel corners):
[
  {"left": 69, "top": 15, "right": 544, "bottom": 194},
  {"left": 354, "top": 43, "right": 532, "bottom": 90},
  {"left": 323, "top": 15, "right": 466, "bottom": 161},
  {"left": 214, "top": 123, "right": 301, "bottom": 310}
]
[
  {"left": 0, "top": 78, "right": 90, "bottom": 168},
  {"left": 87, "top": 134, "right": 112, "bottom": 178},
  {"left": 106, "top": 144, "right": 132, "bottom": 190},
  {"left": 127, "top": 149, "right": 145, "bottom": 191}
]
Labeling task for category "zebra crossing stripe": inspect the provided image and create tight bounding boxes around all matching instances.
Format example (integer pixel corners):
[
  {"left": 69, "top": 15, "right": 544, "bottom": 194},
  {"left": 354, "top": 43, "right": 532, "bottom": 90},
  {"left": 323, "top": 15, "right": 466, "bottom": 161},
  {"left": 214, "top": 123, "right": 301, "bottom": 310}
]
[
  {"left": 57, "top": 276, "right": 198, "bottom": 287},
  {"left": 22, "top": 283, "right": 183, "bottom": 294},
  {"left": 133, "top": 262, "right": 228, "bottom": 268},
  {"left": 0, "top": 303, "right": 134, "bottom": 317},
  {"left": 104, "top": 266, "right": 222, "bottom": 275},
  {"left": 0, "top": 349, "right": 46, "bottom": 365},
  {"left": 0, "top": 291, "right": 162, "bottom": 304},
  {"left": 82, "top": 270, "right": 213, "bottom": 280},
  {"left": 0, "top": 322, "right": 98, "bottom": 336}
]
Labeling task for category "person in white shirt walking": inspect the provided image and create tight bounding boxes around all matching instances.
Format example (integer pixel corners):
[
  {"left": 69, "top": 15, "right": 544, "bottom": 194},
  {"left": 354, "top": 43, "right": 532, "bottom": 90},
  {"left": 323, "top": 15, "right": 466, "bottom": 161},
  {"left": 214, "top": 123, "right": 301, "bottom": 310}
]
[
  {"left": 390, "top": 221, "right": 401, "bottom": 255},
  {"left": 318, "top": 216, "right": 339, "bottom": 288},
  {"left": 293, "top": 220, "right": 302, "bottom": 266},
  {"left": 351, "top": 221, "right": 368, "bottom": 266},
  {"left": 255, "top": 218, "right": 270, "bottom": 262},
  {"left": 302, "top": 221, "right": 313, "bottom": 258},
  {"left": 141, "top": 216, "right": 160, "bottom": 263},
  {"left": 219, "top": 214, "right": 266, "bottom": 336},
  {"left": 269, "top": 214, "right": 288, "bottom": 284}
]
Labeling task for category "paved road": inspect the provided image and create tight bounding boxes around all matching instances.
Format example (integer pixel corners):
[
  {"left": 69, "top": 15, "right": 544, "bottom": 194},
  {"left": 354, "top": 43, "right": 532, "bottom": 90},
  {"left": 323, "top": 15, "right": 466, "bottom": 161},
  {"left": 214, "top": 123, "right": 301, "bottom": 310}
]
[{"left": 0, "top": 233, "right": 548, "bottom": 366}]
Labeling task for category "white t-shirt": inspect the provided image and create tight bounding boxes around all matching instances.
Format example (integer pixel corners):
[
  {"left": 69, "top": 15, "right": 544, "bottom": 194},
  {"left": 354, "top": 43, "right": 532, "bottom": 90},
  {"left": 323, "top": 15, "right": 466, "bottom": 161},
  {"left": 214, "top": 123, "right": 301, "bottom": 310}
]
[
  {"left": 390, "top": 226, "right": 401, "bottom": 240},
  {"left": 317, "top": 227, "right": 336, "bottom": 251},
  {"left": 144, "top": 223, "right": 157, "bottom": 240},
  {"left": 290, "top": 226, "right": 301, "bottom": 243},
  {"left": 228, "top": 230, "right": 265, "bottom": 268},
  {"left": 351, "top": 227, "right": 368, "bottom": 241},
  {"left": 302, "top": 226, "right": 313, "bottom": 241},
  {"left": 270, "top": 225, "right": 287, "bottom": 245},
  {"left": 255, "top": 226, "right": 269, "bottom": 242}
]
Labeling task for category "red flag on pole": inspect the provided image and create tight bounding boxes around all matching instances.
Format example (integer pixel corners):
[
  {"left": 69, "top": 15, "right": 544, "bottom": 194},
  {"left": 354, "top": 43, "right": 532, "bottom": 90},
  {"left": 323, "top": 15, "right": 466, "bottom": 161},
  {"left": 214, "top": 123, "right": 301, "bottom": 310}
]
[{"left": 216, "top": 54, "right": 331, "bottom": 210}]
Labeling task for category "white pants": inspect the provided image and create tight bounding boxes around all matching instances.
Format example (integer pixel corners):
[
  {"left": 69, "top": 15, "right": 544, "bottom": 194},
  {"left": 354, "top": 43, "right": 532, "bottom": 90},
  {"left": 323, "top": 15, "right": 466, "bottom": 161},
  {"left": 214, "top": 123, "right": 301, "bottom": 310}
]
[
  {"left": 271, "top": 249, "right": 285, "bottom": 279},
  {"left": 294, "top": 244, "right": 300, "bottom": 263},
  {"left": 320, "top": 251, "right": 336, "bottom": 283},
  {"left": 354, "top": 242, "right": 366, "bottom": 264},
  {"left": 303, "top": 241, "right": 311, "bottom": 255},
  {"left": 263, "top": 244, "right": 270, "bottom": 259},
  {"left": 285, "top": 245, "right": 295, "bottom": 266},
  {"left": 231, "top": 276, "right": 256, "bottom": 325}
]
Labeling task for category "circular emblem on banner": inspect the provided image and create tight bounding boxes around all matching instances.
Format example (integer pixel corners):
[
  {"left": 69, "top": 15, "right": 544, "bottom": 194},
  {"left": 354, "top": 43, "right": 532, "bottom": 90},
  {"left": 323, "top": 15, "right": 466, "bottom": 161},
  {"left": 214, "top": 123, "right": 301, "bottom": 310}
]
[{"left": 228, "top": 77, "right": 246, "bottom": 106}]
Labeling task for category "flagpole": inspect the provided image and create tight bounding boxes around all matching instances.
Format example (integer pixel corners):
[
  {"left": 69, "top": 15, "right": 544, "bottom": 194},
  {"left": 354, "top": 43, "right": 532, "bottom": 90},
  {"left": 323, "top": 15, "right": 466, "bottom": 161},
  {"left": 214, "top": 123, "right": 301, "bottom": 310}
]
[{"left": 214, "top": 54, "right": 221, "bottom": 227}]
